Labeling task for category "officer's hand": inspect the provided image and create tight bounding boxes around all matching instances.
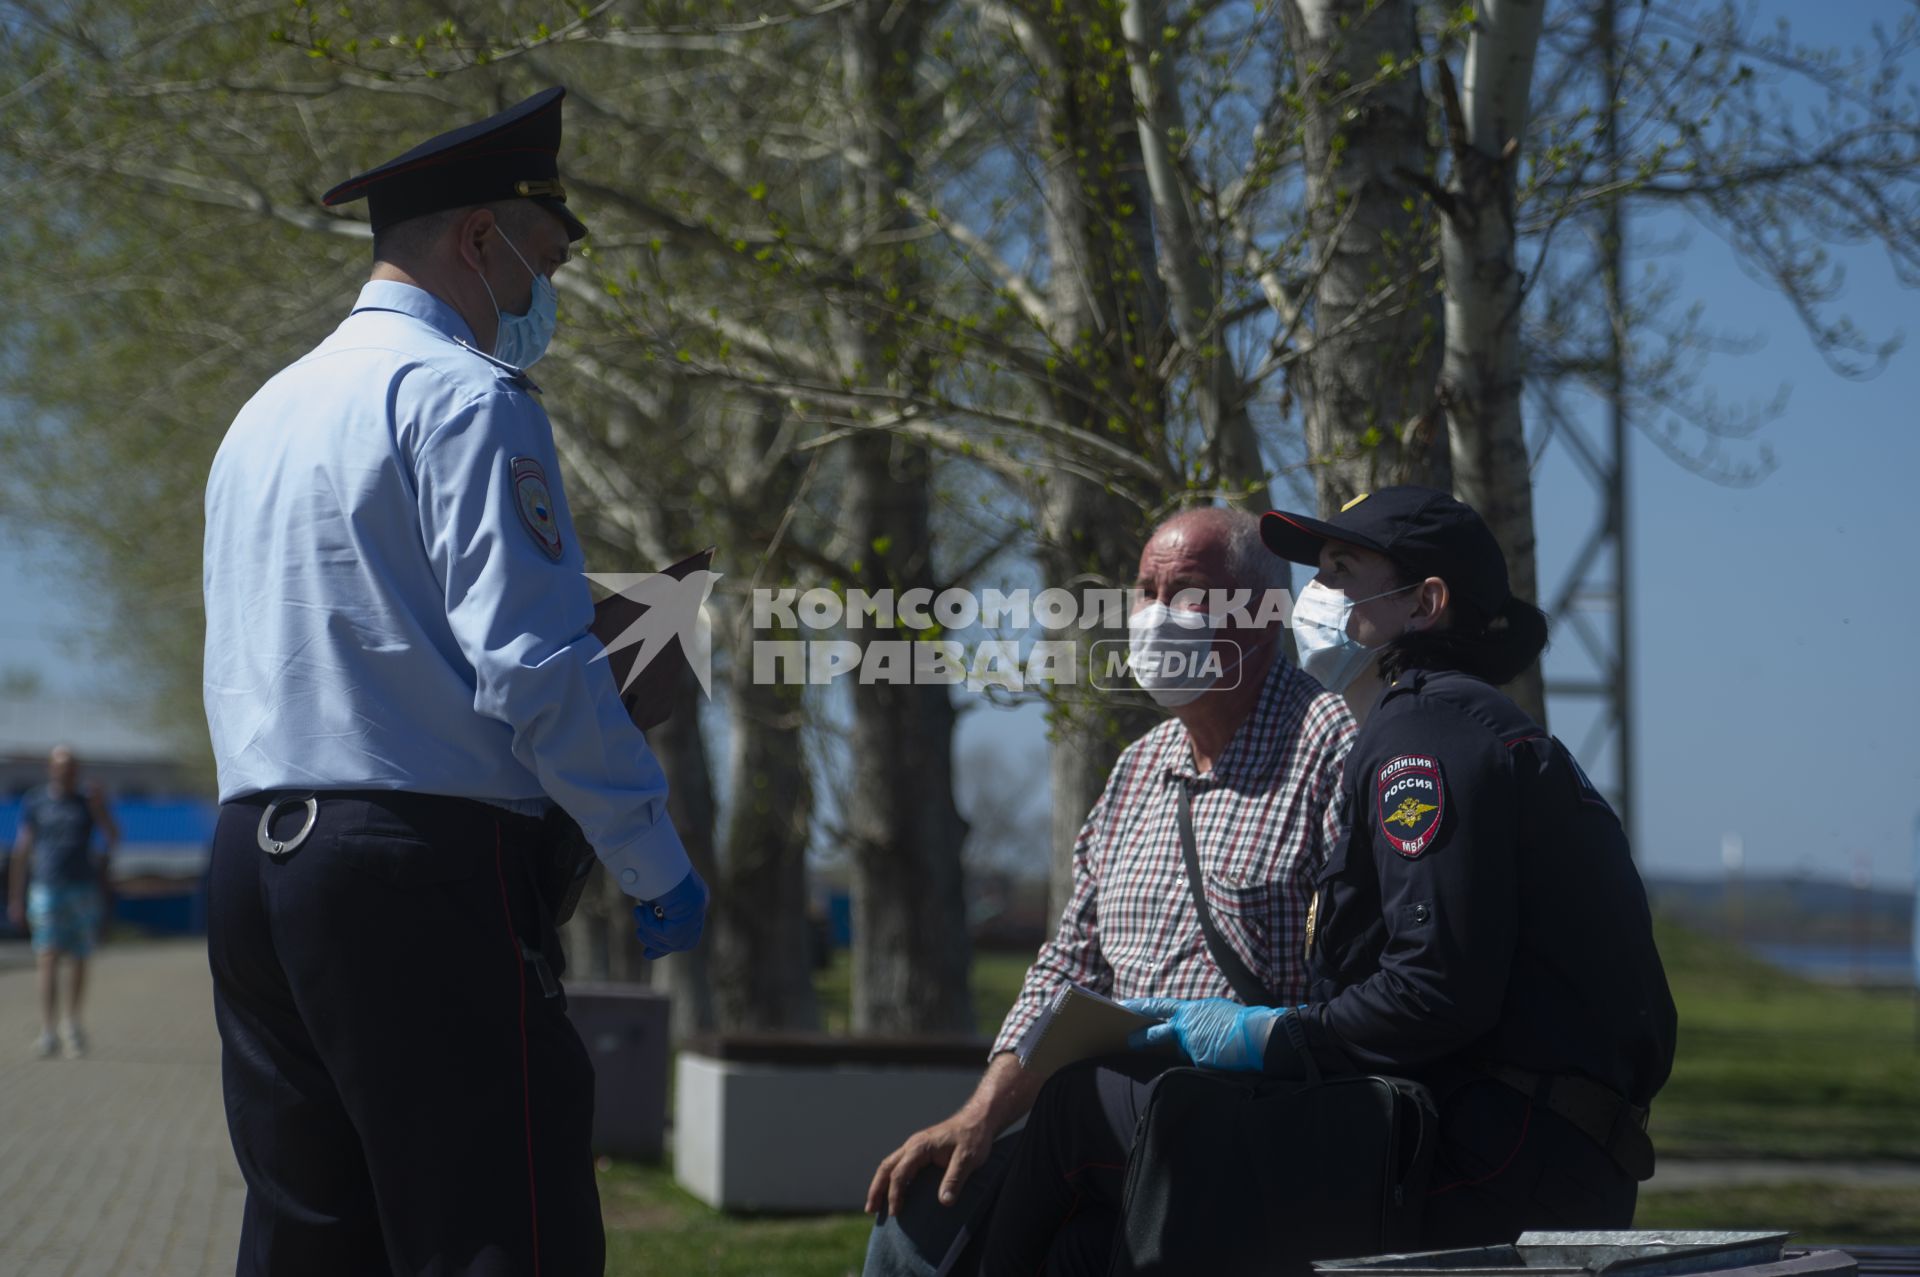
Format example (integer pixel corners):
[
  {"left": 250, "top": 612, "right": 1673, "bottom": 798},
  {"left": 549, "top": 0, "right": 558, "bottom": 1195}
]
[
  {"left": 1122, "top": 996, "right": 1281, "bottom": 1073},
  {"left": 865, "top": 1110, "right": 995, "bottom": 1218},
  {"left": 632, "top": 869, "right": 709, "bottom": 959}
]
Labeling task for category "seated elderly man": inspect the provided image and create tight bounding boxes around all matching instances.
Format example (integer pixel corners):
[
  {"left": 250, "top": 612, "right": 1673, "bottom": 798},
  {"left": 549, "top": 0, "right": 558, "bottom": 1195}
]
[{"left": 861, "top": 507, "right": 1355, "bottom": 1277}]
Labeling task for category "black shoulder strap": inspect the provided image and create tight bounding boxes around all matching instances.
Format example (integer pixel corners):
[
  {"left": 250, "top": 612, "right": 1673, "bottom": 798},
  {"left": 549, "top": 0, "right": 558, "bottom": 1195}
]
[{"left": 1175, "top": 782, "right": 1274, "bottom": 1007}]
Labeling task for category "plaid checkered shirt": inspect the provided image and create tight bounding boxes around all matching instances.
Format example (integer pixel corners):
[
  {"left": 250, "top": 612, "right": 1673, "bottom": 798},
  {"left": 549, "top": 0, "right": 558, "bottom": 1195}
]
[{"left": 992, "top": 655, "right": 1356, "bottom": 1059}]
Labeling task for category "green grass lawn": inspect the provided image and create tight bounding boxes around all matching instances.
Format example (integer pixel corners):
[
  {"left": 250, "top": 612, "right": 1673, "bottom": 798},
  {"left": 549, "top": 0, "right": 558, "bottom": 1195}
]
[
  {"left": 1648, "top": 920, "right": 1920, "bottom": 1162},
  {"left": 1635, "top": 1182, "right": 1920, "bottom": 1246},
  {"left": 605, "top": 923, "right": 1920, "bottom": 1273}
]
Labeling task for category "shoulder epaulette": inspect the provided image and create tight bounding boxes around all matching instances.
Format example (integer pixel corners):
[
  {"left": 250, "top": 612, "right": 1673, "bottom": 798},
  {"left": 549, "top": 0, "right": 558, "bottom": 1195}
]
[{"left": 454, "top": 338, "right": 542, "bottom": 395}]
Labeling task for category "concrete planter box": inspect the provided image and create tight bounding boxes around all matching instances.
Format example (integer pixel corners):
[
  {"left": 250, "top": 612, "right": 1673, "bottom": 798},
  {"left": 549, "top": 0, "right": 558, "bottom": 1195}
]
[
  {"left": 674, "top": 1034, "right": 989, "bottom": 1213},
  {"left": 566, "top": 982, "right": 672, "bottom": 1163}
]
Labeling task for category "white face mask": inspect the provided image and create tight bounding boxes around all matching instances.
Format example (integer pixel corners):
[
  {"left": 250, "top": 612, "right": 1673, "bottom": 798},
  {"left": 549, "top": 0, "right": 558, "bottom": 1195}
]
[
  {"left": 1127, "top": 601, "right": 1219, "bottom": 707},
  {"left": 1290, "top": 579, "right": 1417, "bottom": 694},
  {"left": 1127, "top": 601, "right": 1274, "bottom": 708}
]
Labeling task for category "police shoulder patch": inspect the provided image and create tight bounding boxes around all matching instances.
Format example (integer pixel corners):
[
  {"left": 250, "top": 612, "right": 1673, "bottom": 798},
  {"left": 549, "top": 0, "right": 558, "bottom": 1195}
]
[
  {"left": 1376, "top": 753, "right": 1444, "bottom": 857},
  {"left": 510, "top": 456, "right": 564, "bottom": 560}
]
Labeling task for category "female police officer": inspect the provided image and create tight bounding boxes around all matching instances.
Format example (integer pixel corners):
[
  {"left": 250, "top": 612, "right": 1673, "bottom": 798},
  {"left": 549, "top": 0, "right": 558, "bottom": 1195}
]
[{"left": 979, "top": 487, "right": 1676, "bottom": 1273}]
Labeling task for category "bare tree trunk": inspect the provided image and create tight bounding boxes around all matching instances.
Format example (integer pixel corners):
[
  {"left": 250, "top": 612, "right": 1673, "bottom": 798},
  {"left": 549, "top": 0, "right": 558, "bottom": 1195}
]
[
  {"left": 709, "top": 652, "right": 819, "bottom": 1031},
  {"left": 1119, "top": 0, "right": 1269, "bottom": 510},
  {"left": 1016, "top": 0, "right": 1167, "bottom": 919},
  {"left": 1434, "top": 0, "right": 1548, "bottom": 718},
  {"left": 709, "top": 401, "right": 821, "bottom": 1032},
  {"left": 843, "top": 437, "right": 975, "bottom": 1033},
  {"left": 1286, "top": 0, "right": 1450, "bottom": 514},
  {"left": 831, "top": 0, "right": 977, "bottom": 1035}
]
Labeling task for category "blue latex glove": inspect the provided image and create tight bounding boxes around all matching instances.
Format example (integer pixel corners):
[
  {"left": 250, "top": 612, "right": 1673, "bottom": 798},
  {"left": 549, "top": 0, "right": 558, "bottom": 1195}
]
[
  {"left": 633, "top": 869, "right": 709, "bottom": 959},
  {"left": 1122, "top": 996, "right": 1282, "bottom": 1073}
]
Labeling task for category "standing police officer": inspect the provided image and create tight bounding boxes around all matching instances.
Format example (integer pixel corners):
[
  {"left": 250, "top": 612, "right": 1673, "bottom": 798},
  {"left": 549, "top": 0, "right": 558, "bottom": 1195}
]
[
  {"left": 202, "top": 87, "right": 705, "bottom": 1276},
  {"left": 982, "top": 488, "right": 1675, "bottom": 1272}
]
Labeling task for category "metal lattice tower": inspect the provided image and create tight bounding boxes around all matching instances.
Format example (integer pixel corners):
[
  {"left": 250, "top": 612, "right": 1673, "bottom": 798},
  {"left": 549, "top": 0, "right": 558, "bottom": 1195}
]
[{"left": 1543, "top": 0, "right": 1635, "bottom": 852}]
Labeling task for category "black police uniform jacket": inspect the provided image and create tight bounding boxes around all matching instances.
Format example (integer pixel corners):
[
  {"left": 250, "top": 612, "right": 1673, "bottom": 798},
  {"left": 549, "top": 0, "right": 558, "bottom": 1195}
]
[{"left": 1290, "top": 666, "right": 1676, "bottom": 1109}]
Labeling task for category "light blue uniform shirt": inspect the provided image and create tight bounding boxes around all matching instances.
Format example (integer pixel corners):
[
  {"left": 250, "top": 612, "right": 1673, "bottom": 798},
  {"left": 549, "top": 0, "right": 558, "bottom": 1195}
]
[{"left": 203, "top": 280, "right": 689, "bottom": 899}]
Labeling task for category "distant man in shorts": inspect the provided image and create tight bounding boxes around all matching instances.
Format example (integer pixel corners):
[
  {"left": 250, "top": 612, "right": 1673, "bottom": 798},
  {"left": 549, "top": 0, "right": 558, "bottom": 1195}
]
[{"left": 8, "top": 746, "right": 119, "bottom": 1058}]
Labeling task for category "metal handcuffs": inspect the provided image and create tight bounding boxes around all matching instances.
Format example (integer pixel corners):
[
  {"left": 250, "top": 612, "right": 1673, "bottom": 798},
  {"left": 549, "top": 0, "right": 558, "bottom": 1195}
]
[{"left": 256, "top": 794, "right": 319, "bottom": 859}]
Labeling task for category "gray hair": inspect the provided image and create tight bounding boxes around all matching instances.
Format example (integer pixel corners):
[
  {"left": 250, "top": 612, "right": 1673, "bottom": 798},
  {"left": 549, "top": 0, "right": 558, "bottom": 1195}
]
[
  {"left": 1147, "top": 506, "right": 1292, "bottom": 600},
  {"left": 1224, "top": 511, "right": 1291, "bottom": 596}
]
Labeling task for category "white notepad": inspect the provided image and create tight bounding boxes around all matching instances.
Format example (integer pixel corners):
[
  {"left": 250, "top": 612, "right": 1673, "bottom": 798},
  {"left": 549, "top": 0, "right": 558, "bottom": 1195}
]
[{"left": 1015, "top": 983, "right": 1171, "bottom": 1079}]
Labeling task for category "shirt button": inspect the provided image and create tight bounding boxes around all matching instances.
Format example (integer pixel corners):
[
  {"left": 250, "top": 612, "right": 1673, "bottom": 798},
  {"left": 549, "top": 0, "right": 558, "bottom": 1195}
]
[
  {"left": 1412, "top": 904, "right": 1431, "bottom": 923},
  {"left": 620, "top": 869, "right": 637, "bottom": 887}
]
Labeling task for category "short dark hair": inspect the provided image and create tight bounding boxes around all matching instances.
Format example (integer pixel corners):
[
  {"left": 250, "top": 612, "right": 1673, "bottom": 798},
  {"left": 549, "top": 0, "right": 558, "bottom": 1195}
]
[
  {"left": 1374, "top": 562, "right": 1550, "bottom": 687},
  {"left": 370, "top": 199, "right": 547, "bottom": 265},
  {"left": 371, "top": 204, "right": 472, "bottom": 265}
]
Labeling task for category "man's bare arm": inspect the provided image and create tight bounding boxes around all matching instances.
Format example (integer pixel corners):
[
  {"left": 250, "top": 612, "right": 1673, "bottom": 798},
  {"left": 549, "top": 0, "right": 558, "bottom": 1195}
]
[
  {"left": 8, "top": 824, "right": 32, "bottom": 926},
  {"left": 88, "top": 787, "right": 117, "bottom": 907},
  {"left": 90, "top": 786, "right": 119, "bottom": 855}
]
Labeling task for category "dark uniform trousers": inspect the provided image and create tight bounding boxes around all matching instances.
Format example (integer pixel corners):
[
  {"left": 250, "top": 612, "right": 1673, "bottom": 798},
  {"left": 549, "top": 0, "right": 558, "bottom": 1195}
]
[
  {"left": 977, "top": 1061, "right": 1637, "bottom": 1277},
  {"left": 1421, "top": 1076, "right": 1637, "bottom": 1248},
  {"left": 208, "top": 790, "right": 604, "bottom": 1277}
]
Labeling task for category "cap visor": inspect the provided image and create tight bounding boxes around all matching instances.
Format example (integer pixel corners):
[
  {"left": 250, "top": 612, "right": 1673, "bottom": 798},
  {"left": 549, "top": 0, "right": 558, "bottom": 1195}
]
[
  {"left": 1259, "top": 509, "right": 1389, "bottom": 565},
  {"left": 532, "top": 197, "right": 588, "bottom": 242}
]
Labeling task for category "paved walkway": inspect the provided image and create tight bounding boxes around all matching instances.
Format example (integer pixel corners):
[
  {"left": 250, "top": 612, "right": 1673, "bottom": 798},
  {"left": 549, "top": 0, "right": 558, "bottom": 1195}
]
[
  {"left": 1648, "top": 1158, "right": 1920, "bottom": 1192},
  {"left": 0, "top": 940, "right": 242, "bottom": 1277}
]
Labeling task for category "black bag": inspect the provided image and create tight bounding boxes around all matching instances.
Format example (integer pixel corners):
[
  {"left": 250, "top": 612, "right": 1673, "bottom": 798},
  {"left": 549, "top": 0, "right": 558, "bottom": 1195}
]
[
  {"left": 1108, "top": 1067, "right": 1437, "bottom": 1276},
  {"left": 1104, "top": 785, "right": 1439, "bottom": 1275}
]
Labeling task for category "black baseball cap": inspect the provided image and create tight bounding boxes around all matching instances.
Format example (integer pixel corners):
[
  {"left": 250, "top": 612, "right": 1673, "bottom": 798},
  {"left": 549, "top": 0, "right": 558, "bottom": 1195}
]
[
  {"left": 322, "top": 87, "right": 588, "bottom": 241},
  {"left": 1261, "top": 486, "right": 1512, "bottom": 615}
]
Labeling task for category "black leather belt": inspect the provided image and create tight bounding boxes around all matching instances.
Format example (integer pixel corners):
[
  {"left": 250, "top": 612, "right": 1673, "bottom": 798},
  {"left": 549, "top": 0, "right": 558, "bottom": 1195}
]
[
  {"left": 1481, "top": 1062, "right": 1656, "bottom": 1182},
  {"left": 234, "top": 789, "right": 564, "bottom": 998},
  {"left": 235, "top": 789, "right": 547, "bottom": 845}
]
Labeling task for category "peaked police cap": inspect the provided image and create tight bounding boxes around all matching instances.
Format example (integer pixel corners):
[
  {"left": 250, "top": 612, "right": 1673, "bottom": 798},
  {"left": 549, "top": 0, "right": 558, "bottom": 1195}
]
[{"left": 321, "top": 86, "right": 587, "bottom": 241}]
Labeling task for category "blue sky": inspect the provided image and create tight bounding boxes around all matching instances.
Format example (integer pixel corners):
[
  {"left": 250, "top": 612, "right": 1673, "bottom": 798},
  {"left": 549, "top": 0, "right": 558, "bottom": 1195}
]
[
  {"left": 4, "top": 0, "right": 1916, "bottom": 890},
  {"left": 1527, "top": 220, "right": 1920, "bottom": 889}
]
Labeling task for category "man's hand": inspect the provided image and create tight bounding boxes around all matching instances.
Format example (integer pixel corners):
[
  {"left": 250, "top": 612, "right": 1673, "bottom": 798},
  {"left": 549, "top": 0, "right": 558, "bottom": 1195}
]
[
  {"left": 6, "top": 899, "right": 22, "bottom": 930},
  {"left": 1122, "top": 996, "right": 1281, "bottom": 1072},
  {"left": 632, "top": 869, "right": 708, "bottom": 958},
  {"left": 864, "top": 1053, "right": 1041, "bottom": 1218},
  {"left": 865, "top": 1110, "right": 997, "bottom": 1218}
]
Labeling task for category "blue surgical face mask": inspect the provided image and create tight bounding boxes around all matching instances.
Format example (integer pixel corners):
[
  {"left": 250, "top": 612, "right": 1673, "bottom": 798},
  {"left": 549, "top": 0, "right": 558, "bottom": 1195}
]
[
  {"left": 474, "top": 228, "right": 557, "bottom": 369},
  {"left": 1289, "top": 578, "right": 1417, "bottom": 694}
]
